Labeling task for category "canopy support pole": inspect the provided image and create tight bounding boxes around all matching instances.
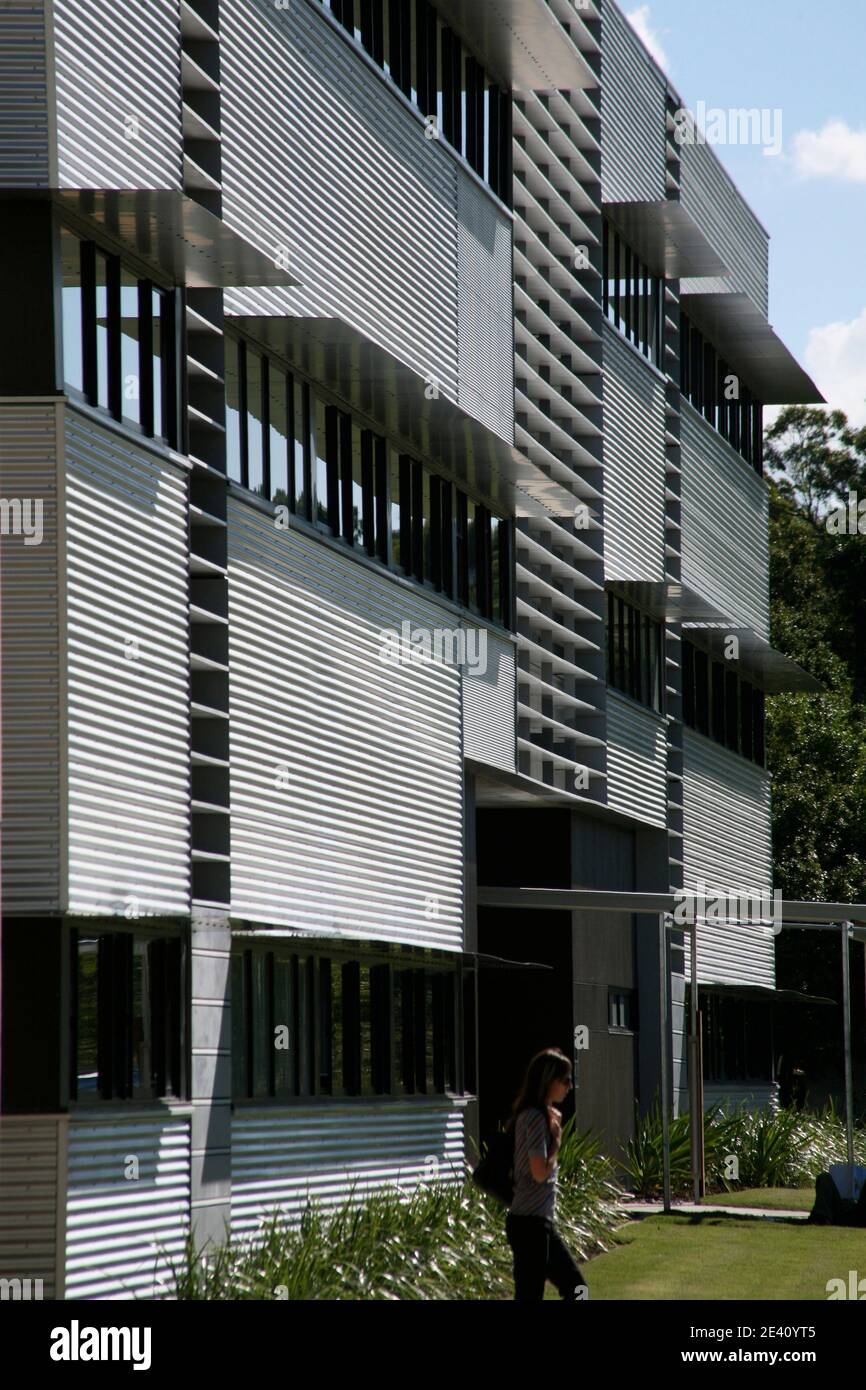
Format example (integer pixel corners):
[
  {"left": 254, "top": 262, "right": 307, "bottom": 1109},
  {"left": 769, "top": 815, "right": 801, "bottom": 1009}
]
[{"left": 659, "top": 913, "right": 672, "bottom": 1213}]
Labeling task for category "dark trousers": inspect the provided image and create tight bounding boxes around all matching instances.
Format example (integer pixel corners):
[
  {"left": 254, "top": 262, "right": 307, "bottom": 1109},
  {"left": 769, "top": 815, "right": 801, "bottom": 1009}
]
[{"left": 505, "top": 1212, "right": 588, "bottom": 1302}]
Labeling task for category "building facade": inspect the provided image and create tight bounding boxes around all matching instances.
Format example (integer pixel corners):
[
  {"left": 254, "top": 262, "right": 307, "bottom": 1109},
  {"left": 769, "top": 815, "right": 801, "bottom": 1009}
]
[{"left": 0, "top": 0, "right": 821, "bottom": 1298}]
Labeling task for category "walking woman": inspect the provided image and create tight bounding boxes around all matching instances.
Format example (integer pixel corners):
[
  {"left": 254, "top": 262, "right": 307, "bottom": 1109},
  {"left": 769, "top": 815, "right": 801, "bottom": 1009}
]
[{"left": 505, "top": 1047, "right": 588, "bottom": 1302}]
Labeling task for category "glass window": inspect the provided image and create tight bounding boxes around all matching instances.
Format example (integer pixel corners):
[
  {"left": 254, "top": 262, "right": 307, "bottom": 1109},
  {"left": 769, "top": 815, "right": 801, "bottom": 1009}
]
[
  {"left": 61, "top": 226, "right": 83, "bottom": 392},
  {"left": 269, "top": 365, "right": 289, "bottom": 505},
  {"left": 225, "top": 336, "right": 242, "bottom": 484},
  {"left": 76, "top": 937, "right": 99, "bottom": 1098},
  {"left": 466, "top": 497, "right": 478, "bottom": 612},
  {"left": 152, "top": 288, "right": 166, "bottom": 441},
  {"left": 246, "top": 348, "right": 265, "bottom": 496},
  {"left": 291, "top": 376, "right": 310, "bottom": 518},
  {"left": 94, "top": 251, "right": 110, "bottom": 411},
  {"left": 389, "top": 447, "right": 402, "bottom": 570},
  {"left": 120, "top": 268, "right": 140, "bottom": 426}
]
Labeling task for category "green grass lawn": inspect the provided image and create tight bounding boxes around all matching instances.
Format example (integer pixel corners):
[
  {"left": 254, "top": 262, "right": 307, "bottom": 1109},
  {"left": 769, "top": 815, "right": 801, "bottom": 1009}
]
[
  {"left": 579, "top": 1213, "right": 864, "bottom": 1300},
  {"left": 701, "top": 1188, "right": 814, "bottom": 1212}
]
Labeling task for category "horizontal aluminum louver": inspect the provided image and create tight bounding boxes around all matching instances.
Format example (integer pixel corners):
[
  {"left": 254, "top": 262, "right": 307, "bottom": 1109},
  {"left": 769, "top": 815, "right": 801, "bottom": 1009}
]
[
  {"left": 683, "top": 728, "right": 774, "bottom": 990},
  {"left": 51, "top": 0, "right": 183, "bottom": 190},
  {"left": 220, "top": 0, "right": 459, "bottom": 403},
  {"left": 603, "top": 326, "right": 666, "bottom": 581},
  {"left": 228, "top": 506, "right": 464, "bottom": 949},
  {"left": 600, "top": 0, "right": 666, "bottom": 202},
  {"left": 605, "top": 692, "right": 667, "bottom": 827},
  {"left": 0, "top": 1116, "right": 63, "bottom": 1299},
  {"left": 680, "top": 401, "right": 769, "bottom": 637},
  {"left": 463, "top": 630, "right": 516, "bottom": 773},
  {"left": 64, "top": 410, "right": 190, "bottom": 917},
  {"left": 457, "top": 175, "right": 515, "bottom": 441},
  {"left": 65, "top": 1114, "right": 190, "bottom": 1300},
  {"left": 230, "top": 1102, "right": 467, "bottom": 1237},
  {"left": 0, "top": 1, "right": 50, "bottom": 186},
  {"left": 678, "top": 135, "right": 769, "bottom": 316},
  {"left": 0, "top": 402, "right": 62, "bottom": 913}
]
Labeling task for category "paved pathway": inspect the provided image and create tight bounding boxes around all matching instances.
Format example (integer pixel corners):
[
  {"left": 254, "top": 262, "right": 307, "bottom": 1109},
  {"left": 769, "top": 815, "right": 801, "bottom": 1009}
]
[{"left": 619, "top": 1199, "right": 809, "bottom": 1222}]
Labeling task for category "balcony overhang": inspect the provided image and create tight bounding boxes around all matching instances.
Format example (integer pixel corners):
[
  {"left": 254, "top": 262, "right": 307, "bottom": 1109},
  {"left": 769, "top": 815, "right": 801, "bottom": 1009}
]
[
  {"left": 432, "top": 0, "right": 597, "bottom": 93},
  {"left": 607, "top": 581, "right": 822, "bottom": 693},
  {"left": 47, "top": 189, "right": 299, "bottom": 290},
  {"left": 680, "top": 290, "right": 825, "bottom": 405},
  {"left": 232, "top": 315, "right": 577, "bottom": 520},
  {"left": 683, "top": 622, "right": 823, "bottom": 694},
  {"left": 603, "top": 200, "right": 728, "bottom": 280}
]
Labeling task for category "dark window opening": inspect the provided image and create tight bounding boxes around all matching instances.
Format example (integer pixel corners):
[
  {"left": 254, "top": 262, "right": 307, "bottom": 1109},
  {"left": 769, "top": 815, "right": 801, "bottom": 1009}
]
[
  {"left": 680, "top": 308, "right": 764, "bottom": 473},
  {"left": 682, "top": 636, "right": 766, "bottom": 767},
  {"left": 602, "top": 218, "right": 664, "bottom": 367},
  {"left": 62, "top": 225, "right": 178, "bottom": 448},
  {"left": 70, "top": 929, "right": 184, "bottom": 1103},
  {"left": 606, "top": 592, "right": 664, "bottom": 714},
  {"left": 232, "top": 945, "right": 461, "bottom": 1100}
]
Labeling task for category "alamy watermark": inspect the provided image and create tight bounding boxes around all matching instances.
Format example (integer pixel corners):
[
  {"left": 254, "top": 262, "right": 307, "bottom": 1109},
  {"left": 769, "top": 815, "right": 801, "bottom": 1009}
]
[
  {"left": 673, "top": 879, "right": 782, "bottom": 935},
  {"left": 0, "top": 497, "right": 43, "bottom": 545},
  {"left": 378, "top": 621, "right": 488, "bottom": 676},
  {"left": 673, "top": 102, "right": 783, "bottom": 158}
]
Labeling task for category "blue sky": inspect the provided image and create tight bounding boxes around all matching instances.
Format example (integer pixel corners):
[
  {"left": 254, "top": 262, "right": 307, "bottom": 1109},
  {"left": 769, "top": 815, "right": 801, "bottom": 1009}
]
[{"left": 625, "top": 1, "right": 866, "bottom": 424}]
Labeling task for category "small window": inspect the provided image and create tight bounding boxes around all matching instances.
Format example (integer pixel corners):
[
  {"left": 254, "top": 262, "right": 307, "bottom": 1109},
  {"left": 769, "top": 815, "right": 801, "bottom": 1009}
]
[
  {"left": 609, "top": 990, "right": 634, "bottom": 1031},
  {"left": 225, "top": 337, "right": 242, "bottom": 483},
  {"left": 269, "top": 365, "right": 290, "bottom": 504},
  {"left": 246, "top": 348, "right": 266, "bottom": 497},
  {"left": 61, "top": 226, "right": 84, "bottom": 393},
  {"left": 119, "top": 267, "right": 140, "bottom": 427}
]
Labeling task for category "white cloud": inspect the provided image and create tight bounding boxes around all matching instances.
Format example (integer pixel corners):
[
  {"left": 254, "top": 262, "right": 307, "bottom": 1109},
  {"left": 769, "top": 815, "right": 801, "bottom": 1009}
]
[
  {"left": 791, "top": 120, "right": 866, "bottom": 182},
  {"left": 626, "top": 6, "right": 669, "bottom": 73},
  {"left": 803, "top": 307, "right": 866, "bottom": 427}
]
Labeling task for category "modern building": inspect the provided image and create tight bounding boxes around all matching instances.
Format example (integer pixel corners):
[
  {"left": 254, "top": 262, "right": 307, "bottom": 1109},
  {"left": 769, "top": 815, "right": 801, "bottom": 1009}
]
[{"left": 0, "top": 0, "right": 822, "bottom": 1299}]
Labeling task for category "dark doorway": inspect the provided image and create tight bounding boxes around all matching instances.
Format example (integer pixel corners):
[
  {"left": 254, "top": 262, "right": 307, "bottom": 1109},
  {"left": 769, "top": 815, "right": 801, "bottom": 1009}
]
[{"left": 476, "top": 909, "right": 574, "bottom": 1143}]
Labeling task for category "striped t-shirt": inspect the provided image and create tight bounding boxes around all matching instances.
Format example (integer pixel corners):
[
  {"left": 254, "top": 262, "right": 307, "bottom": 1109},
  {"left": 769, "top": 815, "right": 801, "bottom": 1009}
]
[{"left": 508, "top": 1107, "right": 556, "bottom": 1218}]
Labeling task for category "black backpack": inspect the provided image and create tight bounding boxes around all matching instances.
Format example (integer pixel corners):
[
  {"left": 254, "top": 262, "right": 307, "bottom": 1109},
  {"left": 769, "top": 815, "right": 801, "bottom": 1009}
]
[{"left": 472, "top": 1123, "right": 515, "bottom": 1207}]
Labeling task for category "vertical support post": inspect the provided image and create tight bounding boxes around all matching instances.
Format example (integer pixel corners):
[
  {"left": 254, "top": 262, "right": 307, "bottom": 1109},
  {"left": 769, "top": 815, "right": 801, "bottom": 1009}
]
[
  {"left": 689, "top": 918, "right": 700, "bottom": 1202},
  {"left": 842, "top": 922, "right": 855, "bottom": 1182},
  {"left": 659, "top": 913, "right": 672, "bottom": 1213}
]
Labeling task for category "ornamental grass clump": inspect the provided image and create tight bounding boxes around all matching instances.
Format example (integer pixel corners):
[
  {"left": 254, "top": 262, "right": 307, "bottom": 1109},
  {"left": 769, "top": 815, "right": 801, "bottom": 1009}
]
[{"left": 167, "top": 1119, "right": 623, "bottom": 1300}]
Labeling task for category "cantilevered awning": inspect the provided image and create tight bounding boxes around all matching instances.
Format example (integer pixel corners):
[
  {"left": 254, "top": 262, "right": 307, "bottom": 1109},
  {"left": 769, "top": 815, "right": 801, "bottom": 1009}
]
[
  {"left": 232, "top": 315, "right": 578, "bottom": 520},
  {"left": 681, "top": 621, "right": 823, "bottom": 694},
  {"left": 604, "top": 200, "right": 728, "bottom": 279},
  {"left": 679, "top": 290, "right": 825, "bottom": 405},
  {"left": 51, "top": 189, "right": 298, "bottom": 290},
  {"left": 433, "top": 0, "right": 597, "bottom": 92},
  {"left": 606, "top": 580, "right": 822, "bottom": 694},
  {"left": 696, "top": 981, "right": 836, "bottom": 1007}
]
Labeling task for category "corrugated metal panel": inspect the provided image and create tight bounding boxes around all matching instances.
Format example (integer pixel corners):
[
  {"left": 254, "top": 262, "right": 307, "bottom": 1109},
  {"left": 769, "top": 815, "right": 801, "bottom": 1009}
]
[
  {"left": 682, "top": 728, "right": 774, "bottom": 990},
  {"left": 228, "top": 506, "right": 464, "bottom": 948},
  {"left": 0, "top": 1, "right": 50, "bottom": 187},
  {"left": 680, "top": 400, "right": 769, "bottom": 637},
  {"left": 64, "top": 410, "right": 190, "bottom": 917},
  {"left": 0, "top": 402, "right": 62, "bottom": 913},
  {"left": 230, "top": 1103, "right": 467, "bottom": 1237},
  {"left": 603, "top": 326, "right": 666, "bottom": 581},
  {"left": 0, "top": 1116, "right": 62, "bottom": 1298},
  {"left": 457, "top": 173, "right": 514, "bottom": 441},
  {"left": 605, "top": 692, "right": 667, "bottom": 827},
  {"left": 65, "top": 1114, "right": 190, "bottom": 1300},
  {"left": 463, "top": 629, "right": 516, "bottom": 772},
  {"left": 220, "top": 0, "right": 459, "bottom": 402},
  {"left": 678, "top": 136, "right": 769, "bottom": 315},
  {"left": 600, "top": 0, "right": 665, "bottom": 202},
  {"left": 52, "top": 0, "right": 183, "bottom": 190}
]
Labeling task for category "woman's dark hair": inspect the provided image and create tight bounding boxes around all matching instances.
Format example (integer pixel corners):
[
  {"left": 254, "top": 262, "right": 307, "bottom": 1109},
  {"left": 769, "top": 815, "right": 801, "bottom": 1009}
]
[{"left": 507, "top": 1047, "right": 572, "bottom": 1133}]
